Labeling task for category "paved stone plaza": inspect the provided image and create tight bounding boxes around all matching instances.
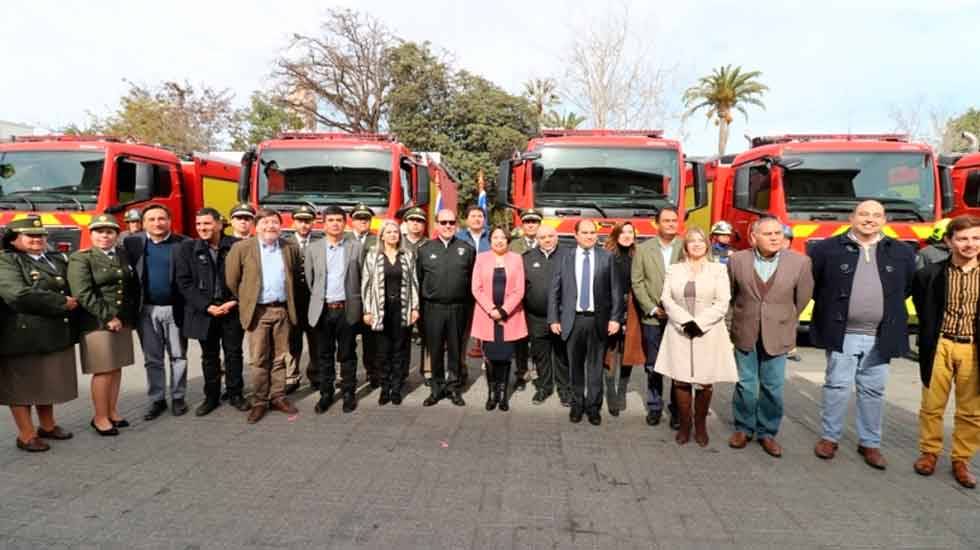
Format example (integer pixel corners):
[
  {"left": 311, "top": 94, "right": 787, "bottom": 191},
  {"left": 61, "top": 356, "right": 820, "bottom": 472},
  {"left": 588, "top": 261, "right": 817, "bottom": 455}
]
[{"left": 0, "top": 341, "right": 978, "bottom": 549}]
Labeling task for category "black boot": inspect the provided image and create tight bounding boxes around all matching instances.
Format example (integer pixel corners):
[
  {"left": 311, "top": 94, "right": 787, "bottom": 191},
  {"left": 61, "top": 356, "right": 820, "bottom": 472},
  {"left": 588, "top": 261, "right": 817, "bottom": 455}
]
[
  {"left": 497, "top": 383, "right": 510, "bottom": 411},
  {"left": 604, "top": 369, "right": 619, "bottom": 416},
  {"left": 485, "top": 369, "right": 498, "bottom": 411}
]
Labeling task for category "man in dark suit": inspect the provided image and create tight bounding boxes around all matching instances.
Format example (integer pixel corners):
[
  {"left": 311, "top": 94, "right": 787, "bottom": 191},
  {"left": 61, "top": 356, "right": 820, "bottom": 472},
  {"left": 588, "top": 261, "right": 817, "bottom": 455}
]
[
  {"left": 174, "top": 208, "right": 249, "bottom": 416},
  {"left": 225, "top": 208, "right": 303, "bottom": 424},
  {"left": 286, "top": 204, "right": 320, "bottom": 393},
  {"left": 307, "top": 205, "right": 364, "bottom": 414},
  {"left": 548, "top": 219, "right": 624, "bottom": 425},
  {"left": 122, "top": 203, "right": 188, "bottom": 421},
  {"left": 524, "top": 224, "right": 570, "bottom": 405}
]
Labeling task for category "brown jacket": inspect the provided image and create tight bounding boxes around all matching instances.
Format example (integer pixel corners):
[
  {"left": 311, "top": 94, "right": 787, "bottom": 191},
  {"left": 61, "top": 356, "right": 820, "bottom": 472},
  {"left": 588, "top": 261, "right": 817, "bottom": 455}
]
[
  {"left": 728, "top": 249, "right": 814, "bottom": 356},
  {"left": 225, "top": 237, "right": 301, "bottom": 330}
]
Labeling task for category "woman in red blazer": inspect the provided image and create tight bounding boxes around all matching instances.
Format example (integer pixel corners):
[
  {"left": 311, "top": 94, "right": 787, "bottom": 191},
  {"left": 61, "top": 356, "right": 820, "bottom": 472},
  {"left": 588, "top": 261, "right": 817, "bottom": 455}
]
[{"left": 471, "top": 226, "right": 527, "bottom": 411}]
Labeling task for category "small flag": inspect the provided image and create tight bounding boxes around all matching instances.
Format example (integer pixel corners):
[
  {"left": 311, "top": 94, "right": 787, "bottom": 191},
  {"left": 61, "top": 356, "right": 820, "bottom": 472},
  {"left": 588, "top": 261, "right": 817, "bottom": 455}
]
[{"left": 477, "top": 170, "right": 488, "bottom": 220}]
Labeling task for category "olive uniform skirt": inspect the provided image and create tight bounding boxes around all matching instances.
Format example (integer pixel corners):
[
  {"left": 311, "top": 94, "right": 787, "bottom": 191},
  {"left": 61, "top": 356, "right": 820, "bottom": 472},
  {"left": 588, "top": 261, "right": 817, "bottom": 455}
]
[
  {"left": 80, "top": 328, "right": 135, "bottom": 375},
  {"left": 0, "top": 347, "right": 78, "bottom": 406}
]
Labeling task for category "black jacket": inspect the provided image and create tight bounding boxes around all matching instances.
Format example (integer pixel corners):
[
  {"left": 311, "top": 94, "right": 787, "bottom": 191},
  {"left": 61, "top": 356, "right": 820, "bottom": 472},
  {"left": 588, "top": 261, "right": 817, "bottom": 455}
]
[
  {"left": 809, "top": 233, "right": 916, "bottom": 359},
  {"left": 122, "top": 232, "right": 187, "bottom": 326},
  {"left": 173, "top": 236, "right": 237, "bottom": 340},
  {"left": 548, "top": 245, "right": 624, "bottom": 341},
  {"left": 523, "top": 246, "right": 563, "bottom": 317},
  {"left": 416, "top": 237, "right": 476, "bottom": 305},
  {"left": 911, "top": 259, "right": 980, "bottom": 390}
]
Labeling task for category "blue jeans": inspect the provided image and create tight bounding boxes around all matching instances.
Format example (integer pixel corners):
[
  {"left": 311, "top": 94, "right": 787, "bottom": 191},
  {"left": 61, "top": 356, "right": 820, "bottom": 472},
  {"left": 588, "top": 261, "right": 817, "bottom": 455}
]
[
  {"left": 642, "top": 323, "right": 668, "bottom": 413},
  {"left": 733, "top": 341, "right": 787, "bottom": 439},
  {"left": 821, "top": 333, "right": 889, "bottom": 448}
]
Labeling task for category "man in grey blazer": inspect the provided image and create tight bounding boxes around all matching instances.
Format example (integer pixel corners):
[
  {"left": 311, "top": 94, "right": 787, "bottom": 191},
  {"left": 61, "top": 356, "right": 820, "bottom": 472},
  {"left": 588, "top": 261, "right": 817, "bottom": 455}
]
[
  {"left": 727, "top": 216, "right": 814, "bottom": 457},
  {"left": 306, "top": 205, "right": 363, "bottom": 414},
  {"left": 548, "top": 220, "right": 624, "bottom": 425},
  {"left": 631, "top": 207, "right": 685, "bottom": 427}
]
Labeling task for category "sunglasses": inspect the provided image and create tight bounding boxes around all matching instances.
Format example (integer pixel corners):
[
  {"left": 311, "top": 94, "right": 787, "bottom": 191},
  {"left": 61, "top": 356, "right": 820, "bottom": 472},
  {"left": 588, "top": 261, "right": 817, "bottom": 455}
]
[{"left": 437, "top": 220, "right": 457, "bottom": 226}]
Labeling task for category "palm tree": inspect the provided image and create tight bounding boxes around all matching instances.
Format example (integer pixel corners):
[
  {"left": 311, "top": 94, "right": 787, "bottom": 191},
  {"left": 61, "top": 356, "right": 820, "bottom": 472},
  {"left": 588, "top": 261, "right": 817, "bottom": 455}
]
[
  {"left": 683, "top": 65, "right": 768, "bottom": 155},
  {"left": 523, "top": 78, "right": 560, "bottom": 130},
  {"left": 542, "top": 110, "right": 586, "bottom": 130}
]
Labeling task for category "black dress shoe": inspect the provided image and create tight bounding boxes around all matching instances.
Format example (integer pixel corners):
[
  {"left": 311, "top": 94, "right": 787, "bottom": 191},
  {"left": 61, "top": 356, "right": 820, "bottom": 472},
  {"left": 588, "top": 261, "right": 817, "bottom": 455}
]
[
  {"left": 390, "top": 390, "right": 403, "bottom": 405},
  {"left": 379, "top": 388, "right": 391, "bottom": 406},
  {"left": 228, "top": 395, "right": 251, "bottom": 412},
  {"left": 609, "top": 407, "right": 620, "bottom": 417},
  {"left": 90, "top": 420, "right": 119, "bottom": 437},
  {"left": 195, "top": 400, "right": 220, "bottom": 417},
  {"left": 171, "top": 399, "right": 189, "bottom": 417},
  {"left": 342, "top": 392, "right": 357, "bottom": 413},
  {"left": 314, "top": 392, "right": 335, "bottom": 414},
  {"left": 449, "top": 391, "right": 466, "bottom": 407},
  {"left": 570, "top": 407, "right": 584, "bottom": 423},
  {"left": 532, "top": 390, "right": 549, "bottom": 405},
  {"left": 220, "top": 392, "right": 230, "bottom": 402},
  {"left": 423, "top": 391, "right": 443, "bottom": 407},
  {"left": 144, "top": 400, "right": 168, "bottom": 421},
  {"left": 111, "top": 419, "right": 130, "bottom": 428},
  {"left": 37, "top": 425, "right": 73, "bottom": 440},
  {"left": 514, "top": 379, "right": 527, "bottom": 392},
  {"left": 588, "top": 411, "right": 602, "bottom": 426},
  {"left": 16, "top": 437, "right": 49, "bottom": 452},
  {"left": 284, "top": 383, "right": 300, "bottom": 395},
  {"left": 646, "top": 410, "right": 662, "bottom": 426}
]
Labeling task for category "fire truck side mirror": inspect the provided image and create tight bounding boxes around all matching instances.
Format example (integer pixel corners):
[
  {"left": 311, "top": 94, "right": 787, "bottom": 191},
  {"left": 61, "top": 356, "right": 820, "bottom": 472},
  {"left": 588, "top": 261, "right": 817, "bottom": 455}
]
[
  {"left": 496, "top": 160, "right": 512, "bottom": 206},
  {"left": 237, "top": 147, "right": 256, "bottom": 203},
  {"left": 416, "top": 165, "right": 430, "bottom": 206},
  {"left": 940, "top": 164, "right": 955, "bottom": 215}
]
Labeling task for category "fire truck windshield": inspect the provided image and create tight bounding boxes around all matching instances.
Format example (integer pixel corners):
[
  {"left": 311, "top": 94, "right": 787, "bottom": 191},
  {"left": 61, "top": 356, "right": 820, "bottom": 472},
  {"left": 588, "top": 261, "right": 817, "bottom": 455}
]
[
  {"left": 0, "top": 151, "right": 103, "bottom": 206},
  {"left": 782, "top": 152, "right": 935, "bottom": 222},
  {"left": 531, "top": 146, "right": 680, "bottom": 208},
  {"left": 257, "top": 148, "right": 391, "bottom": 207}
]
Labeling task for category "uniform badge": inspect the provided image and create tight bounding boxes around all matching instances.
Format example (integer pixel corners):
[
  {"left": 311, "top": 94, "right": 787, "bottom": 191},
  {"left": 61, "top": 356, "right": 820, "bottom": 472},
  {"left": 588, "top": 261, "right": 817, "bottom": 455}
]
[
  {"left": 458, "top": 248, "right": 465, "bottom": 256},
  {"left": 430, "top": 253, "right": 438, "bottom": 259},
  {"left": 839, "top": 264, "right": 849, "bottom": 272},
  {"left": 885, "top": 265, "right": 894, "bottom": 272},
  {"left": 533, "top": 262, "right": 541, "bottom": 268}
]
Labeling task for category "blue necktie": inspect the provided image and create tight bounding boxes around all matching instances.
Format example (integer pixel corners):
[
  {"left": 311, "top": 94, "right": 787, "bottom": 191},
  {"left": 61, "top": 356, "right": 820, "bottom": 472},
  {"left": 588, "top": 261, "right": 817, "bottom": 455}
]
[{"left": 579, "top": 249, "right": 591, "bottom": 311}]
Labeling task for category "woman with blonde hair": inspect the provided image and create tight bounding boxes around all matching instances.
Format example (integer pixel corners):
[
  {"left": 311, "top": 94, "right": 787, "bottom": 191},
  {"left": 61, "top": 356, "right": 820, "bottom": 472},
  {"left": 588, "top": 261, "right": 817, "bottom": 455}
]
[{"left": 655, "top": 227, "right": 737, "bottom": 446}]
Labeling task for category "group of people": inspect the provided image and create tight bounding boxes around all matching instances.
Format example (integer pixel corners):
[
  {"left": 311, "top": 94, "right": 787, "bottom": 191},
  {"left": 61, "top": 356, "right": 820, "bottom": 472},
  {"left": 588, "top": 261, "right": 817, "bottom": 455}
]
[{"left": 0, "top": 198, "right": 977, "bottom": 490}]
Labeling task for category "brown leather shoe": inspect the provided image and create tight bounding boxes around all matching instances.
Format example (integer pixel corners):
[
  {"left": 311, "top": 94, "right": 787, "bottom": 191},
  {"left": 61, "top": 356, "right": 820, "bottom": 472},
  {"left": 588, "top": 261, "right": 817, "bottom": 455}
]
[
  {"left": 759, "top": 437, "right": 783, "bottom": 458},
  {"left": 36, "top": 425, "right": 73, "bottom": 440},
  {"left": 814, "top": 438, "right": 839, "bottom": 460},
  {"left": 270, "top": 398, "right": 298, "bottom": 415},
  {"left": 914, "top": 453, "right": 938, "bottom": 476},
  {"left": 953, "top": 460, "right": 977, "bottom": 489},
  {"left": 857, "top": 446, "right": 887, "bottom": 470},
  {"left": 728, "top": 432, "right": 750, "bottom": 449},
  {"left": 16, "top": 437, "right": 50, "bottom": 452},
  {"left": 247, "top": 404, "right": 268, "bottom": 424}
]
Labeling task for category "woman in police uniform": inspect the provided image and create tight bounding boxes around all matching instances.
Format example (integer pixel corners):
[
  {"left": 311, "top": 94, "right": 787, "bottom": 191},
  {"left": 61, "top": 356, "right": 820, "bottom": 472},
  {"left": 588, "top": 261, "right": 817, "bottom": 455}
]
[
  {"left": 68, "top": 215, "right": 140, "bottom": 436},
  {"left": 0, "top": 216, "right": 79, "bottom": 452}
]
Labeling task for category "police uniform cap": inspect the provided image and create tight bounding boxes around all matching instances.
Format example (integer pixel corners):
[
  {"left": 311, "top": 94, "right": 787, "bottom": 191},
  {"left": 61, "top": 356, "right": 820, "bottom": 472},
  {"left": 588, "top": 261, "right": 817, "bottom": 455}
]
[
  {"left": 293, "top": 205, "right": 316, "bottom": 221},
  {"left": 404, "top": 207, "right": 426, "bottom": 222},
  {"left": 7, "top": 216, "right": 48, "bottom": 236},
  {"left": 521, "top": 208, "right": 543, "bottom": 222},
  {"left": 351, "top": 203, "right": 373, "bottom": 220},
  {"left": 89, "top": 214, "right": 120, "bottom": 232},
  {"left": 123, "top": 208, "right": 142, "bottom": 223},
  {"left": 230, "top": 203, "right": 256, "bottom": 218}
]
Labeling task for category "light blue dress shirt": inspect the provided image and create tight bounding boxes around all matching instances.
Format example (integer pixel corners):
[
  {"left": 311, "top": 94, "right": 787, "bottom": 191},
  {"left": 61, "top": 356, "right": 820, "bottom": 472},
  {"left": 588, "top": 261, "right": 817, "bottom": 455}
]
[
  {"left": 324, "top": 240, "right": 346, "bottom": 302},
  {"left": 258, "top": 240, "right": 287, "bottom": 304},
  {"left": 753, "top": 249, "right": 780, "bottom": 283}
]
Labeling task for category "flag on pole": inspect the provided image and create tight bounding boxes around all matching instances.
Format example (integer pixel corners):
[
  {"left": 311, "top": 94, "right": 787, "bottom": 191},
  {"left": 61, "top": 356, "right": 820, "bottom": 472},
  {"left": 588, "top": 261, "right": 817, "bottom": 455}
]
[{"left": 477, "top": 170, "right": 488, "bottom": 220}]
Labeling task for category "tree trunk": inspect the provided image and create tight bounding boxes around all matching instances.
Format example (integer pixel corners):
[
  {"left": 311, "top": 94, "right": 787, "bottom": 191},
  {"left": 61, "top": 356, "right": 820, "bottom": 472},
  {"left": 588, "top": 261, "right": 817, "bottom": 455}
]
[{"left": 718, "top": 117, "right": 730, "bottom": 156}]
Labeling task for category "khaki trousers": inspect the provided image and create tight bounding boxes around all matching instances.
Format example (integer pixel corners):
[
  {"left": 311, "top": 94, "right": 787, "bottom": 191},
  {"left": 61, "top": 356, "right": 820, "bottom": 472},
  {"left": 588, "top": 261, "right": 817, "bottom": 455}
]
[
  {"left": 919, "top": 338, "right": 980, "bottom": 461},
  {"left": 248, "top": 304, "right": 291, "bottom": 406}
]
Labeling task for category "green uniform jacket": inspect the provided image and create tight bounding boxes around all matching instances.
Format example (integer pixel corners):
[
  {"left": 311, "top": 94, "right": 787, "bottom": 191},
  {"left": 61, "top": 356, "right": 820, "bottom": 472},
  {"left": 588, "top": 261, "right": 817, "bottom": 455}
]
[
  {"left": 509, "top": 236, "right": 537, "bottom": 255},
  {"left": 67, "top": 247, "right": 140, "bottom": 334},
  {"left": 0, "top": 251, "right": 74, "bottom": 357}
]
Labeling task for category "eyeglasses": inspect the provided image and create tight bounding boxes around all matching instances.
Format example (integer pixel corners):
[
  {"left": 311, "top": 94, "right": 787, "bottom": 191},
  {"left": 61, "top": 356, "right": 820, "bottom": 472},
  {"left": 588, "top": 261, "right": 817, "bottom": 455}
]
[{"left": 438, "top": 220, "right": 457, "bottom": 226}]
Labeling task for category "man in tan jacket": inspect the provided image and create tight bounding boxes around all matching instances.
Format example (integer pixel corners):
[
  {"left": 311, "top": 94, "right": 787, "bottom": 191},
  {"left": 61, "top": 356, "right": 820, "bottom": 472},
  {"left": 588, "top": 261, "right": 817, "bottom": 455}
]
[
  {"left": 226, "top": 208, "right": 302, "bottom": 424},
  {"left": 727, "top": 216, "right": 813, "bottom": 457}
]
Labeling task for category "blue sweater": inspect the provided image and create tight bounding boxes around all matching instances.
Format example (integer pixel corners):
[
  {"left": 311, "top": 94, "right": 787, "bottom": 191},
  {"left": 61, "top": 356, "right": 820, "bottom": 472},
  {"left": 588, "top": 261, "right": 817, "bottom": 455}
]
[{"left": 145, "top": 238, "right": 175, "bottom": 305}]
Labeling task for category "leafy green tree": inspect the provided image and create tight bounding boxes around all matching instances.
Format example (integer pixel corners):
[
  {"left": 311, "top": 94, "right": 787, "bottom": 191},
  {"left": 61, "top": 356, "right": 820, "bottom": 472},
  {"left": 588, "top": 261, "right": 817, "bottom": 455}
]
[
  {"left": 542, "top": 110, "right": 586, "bottom": 130},
  {"left": 230, "top": 92, "right": 305, "bottom": 149},
  {"left": 944, "top": 108, "right": 980, "bottom": 153},
  {"left": 682, "top": 65, "right": 768, "bottom": 155},
  {"left": 523, "top": 78, "right": 559, "bottom": 131}
]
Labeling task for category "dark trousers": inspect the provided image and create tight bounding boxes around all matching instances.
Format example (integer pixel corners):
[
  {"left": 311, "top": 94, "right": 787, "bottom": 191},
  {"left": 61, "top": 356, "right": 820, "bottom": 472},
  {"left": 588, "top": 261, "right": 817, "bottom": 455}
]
[
  {"left": 316, "top": 308, "right": 357, "bottom": 393},
  {"left": 358, "top": 323, "right": 382, "bottom": 384},
  {"left": 514, "top": 337, "right": 529, "bottom": 382},
  {"left": 423, "top": 301, "right": 470, "bottom": 393},
  {"left": 379, "top": 300, "right": 410, "bottom": 389},
  {"left": 642, "top": 323, "right": 676, "bottom": 415},
  {"left": 199, "top": 313, "right": 245, "bottom": 402},
  {"left": 487, "top": 360, "right": 511, "bottom": 385},
  {"left": 567, "top": 314, "right": 604, "bottom": 411},
  {"left": 288, "top": 323, "right": 319, "bottom": 384},
  {"left": 528, "top": 313, "right": 570, "bottom": 398}
]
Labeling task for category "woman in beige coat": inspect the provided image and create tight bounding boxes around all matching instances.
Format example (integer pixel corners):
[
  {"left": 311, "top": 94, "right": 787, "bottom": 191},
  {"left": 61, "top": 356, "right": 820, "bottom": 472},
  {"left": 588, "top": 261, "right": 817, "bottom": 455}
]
[{"left": 655, "top": 227, "right": 737, "bottom": 447}]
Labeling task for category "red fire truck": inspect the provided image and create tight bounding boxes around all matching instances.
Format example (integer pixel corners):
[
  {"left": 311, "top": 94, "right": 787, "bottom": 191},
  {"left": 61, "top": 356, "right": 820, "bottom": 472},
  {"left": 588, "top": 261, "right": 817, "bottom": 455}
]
[
  {"left": 0, "top": 135, "right": 240, "bottom": 251},
  {"left": 496, "top": 129, "right": 708, "bottom": 244},
  {"left": 939, "top": 133, "right": 980, "bottom": 218},
  {"left": 237, "top": 132, "right": 455, "bottom": 235}
]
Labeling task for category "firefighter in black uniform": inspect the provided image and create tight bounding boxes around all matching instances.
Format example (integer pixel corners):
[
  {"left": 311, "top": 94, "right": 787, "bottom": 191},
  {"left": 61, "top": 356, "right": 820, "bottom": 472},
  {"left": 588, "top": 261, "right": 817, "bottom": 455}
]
[
  {"left": 417, "top": 209, "right": 476, "bottom": 406},
  {"left": 523, "top": 224, "right": 571, "bottom": 405}
]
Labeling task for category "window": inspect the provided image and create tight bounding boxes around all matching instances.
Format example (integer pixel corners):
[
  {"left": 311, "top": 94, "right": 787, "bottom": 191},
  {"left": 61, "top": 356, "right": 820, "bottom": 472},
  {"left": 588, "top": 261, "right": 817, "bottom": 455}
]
[
  {"left": 116, "top": 159, "right": 173, "bottom": 204},
  {"left": 964, "top": 169, "right": 980, "bottom": 207},
  {"left": 399, "top": 158, "right": 412, "bottom": 202},
  {"left": 734, "top": 164, "right": 771, "bottom": 212}
]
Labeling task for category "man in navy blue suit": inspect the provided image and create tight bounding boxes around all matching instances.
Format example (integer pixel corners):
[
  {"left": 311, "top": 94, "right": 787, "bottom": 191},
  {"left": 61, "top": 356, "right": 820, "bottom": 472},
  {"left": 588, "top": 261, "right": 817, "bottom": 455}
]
[{"left": 548, "top": 220, "right": 624, "bottom": 425}]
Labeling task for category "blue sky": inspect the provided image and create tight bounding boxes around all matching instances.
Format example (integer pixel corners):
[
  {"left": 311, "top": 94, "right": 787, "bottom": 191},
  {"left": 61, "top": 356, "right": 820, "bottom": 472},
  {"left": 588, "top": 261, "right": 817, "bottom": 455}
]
[{"left": 5, "top": 0, "right": 978, "bottom": 154}]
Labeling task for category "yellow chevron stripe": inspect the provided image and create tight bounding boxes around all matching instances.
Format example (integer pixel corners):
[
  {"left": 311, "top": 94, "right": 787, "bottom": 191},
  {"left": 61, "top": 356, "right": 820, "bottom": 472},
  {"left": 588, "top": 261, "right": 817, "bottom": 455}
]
[
  {"left": 70, "top": 214, "right": 92, "bottom": 226},
  {"left": 792, "top": 224, "right": 819, "bottom": 238}
]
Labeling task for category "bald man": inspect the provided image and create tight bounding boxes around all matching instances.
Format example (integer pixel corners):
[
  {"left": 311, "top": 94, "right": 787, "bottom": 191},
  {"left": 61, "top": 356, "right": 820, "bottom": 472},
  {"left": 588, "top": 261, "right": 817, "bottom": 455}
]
[
  {"left": 523, "top": 225, "right": 571, "bottom": 404},
  {"left": 809, "top": 201, "right": 916, "bottom": 470}
]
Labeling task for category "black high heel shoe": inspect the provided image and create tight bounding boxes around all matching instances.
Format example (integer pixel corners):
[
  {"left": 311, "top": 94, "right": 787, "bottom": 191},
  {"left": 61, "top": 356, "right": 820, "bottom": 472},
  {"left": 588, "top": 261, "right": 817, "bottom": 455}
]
[
  {"left": 91, "top": 420, "right": 119, "bottom": 437},
  {"left": 111, "top": 419, "right": 130, "bottom": 428}
]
